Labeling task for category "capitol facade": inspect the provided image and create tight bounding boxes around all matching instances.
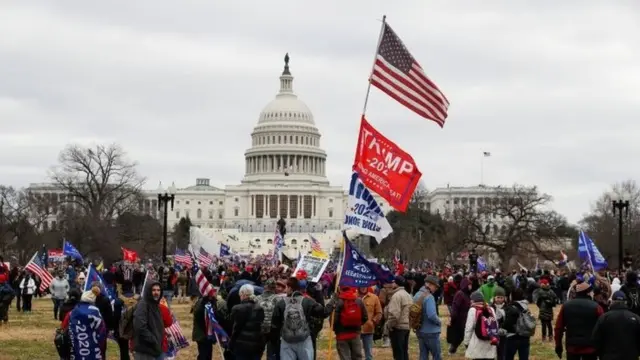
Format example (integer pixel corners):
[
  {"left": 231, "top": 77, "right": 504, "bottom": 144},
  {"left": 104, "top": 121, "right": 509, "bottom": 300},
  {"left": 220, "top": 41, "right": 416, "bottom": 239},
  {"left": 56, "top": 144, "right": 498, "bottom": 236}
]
[{"left": 28, "top": 56, "right": 514, "bottom": 257}]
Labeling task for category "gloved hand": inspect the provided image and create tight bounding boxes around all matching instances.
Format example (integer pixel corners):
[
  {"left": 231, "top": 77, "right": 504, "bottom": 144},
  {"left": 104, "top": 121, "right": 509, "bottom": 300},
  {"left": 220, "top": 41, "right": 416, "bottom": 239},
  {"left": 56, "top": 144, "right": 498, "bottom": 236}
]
[{"left": 555, "top": 346, "right": 563, "bottom": 359}]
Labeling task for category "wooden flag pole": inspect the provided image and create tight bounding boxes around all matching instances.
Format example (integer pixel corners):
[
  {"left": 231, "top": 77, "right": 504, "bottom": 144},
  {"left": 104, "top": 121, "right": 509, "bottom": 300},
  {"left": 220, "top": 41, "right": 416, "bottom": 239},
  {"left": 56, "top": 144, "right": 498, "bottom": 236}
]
[{"left": 326, "top": 234, "right": 347, "bottom": 360}]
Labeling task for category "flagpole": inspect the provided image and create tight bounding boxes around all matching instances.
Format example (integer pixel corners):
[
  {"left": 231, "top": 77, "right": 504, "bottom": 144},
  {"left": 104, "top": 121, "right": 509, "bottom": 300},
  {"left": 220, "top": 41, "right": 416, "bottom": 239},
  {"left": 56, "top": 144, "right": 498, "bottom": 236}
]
[
  {"left": 361, "top": 15, "right": 387, "bottom": 116},
  {"left": 327, "top": 233, "right": 347, "bottom": 360}
]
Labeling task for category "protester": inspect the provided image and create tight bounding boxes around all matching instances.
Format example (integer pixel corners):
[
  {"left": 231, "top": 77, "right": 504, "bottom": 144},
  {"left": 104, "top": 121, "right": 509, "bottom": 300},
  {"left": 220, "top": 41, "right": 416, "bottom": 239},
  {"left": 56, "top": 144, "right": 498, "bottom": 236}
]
[
  {"left": 19, "top": 272, "right": 36, "bottom": 313},
  {"left": 592, "top": 290, "right": 640, "bottom": 360},
  {"left": 326, "top": 286, "right": 368, "bottom": 360},
  {"left": 385, "top": 276, "right": 413, "bottom": 360},
  {"left": 414, "top": 275, "right": 442, "bottom": 360},
  {"left": 358, "top": 286, "right": 382, "bottom": 360},
  {"left": 463, "top": 291, "right": 497, "bottom": 360},
  {"left": 49, "top": 271, "right": 70, "bottom": 320},
  {"left": 62, "top": 286, "right": 107, "bottom": 359},
  {"left": 133, "top": 281, "right": 172, "bottom": 360}
]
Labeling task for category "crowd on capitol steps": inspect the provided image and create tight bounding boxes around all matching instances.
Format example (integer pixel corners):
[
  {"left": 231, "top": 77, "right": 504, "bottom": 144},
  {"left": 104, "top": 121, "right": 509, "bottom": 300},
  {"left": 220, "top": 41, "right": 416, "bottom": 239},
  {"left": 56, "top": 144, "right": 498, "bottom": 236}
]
[{"left": 2, "top": 247, "right": 640, "bottom": 360}]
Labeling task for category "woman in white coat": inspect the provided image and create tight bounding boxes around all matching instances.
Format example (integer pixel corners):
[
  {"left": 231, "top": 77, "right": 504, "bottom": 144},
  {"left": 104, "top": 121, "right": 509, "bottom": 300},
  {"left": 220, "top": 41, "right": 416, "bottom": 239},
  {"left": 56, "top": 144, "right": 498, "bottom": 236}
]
[
  {"left": 19, "top": 272, "right": 36, "bottom": 313},
  {"left": 464, "top": 291, "right": 497, "bottom": 360}
]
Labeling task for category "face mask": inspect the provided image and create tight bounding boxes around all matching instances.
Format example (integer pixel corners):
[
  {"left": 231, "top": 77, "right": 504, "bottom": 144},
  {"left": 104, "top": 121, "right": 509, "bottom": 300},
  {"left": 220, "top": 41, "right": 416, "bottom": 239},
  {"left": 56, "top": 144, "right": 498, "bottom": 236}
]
[{"left": 153, "top": 295, "right": 160, "bottom": 301}]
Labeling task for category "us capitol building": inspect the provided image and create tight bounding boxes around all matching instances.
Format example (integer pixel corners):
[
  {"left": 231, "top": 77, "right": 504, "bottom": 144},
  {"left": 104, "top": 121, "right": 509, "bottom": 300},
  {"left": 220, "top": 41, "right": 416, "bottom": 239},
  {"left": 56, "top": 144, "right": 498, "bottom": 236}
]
[{"left": 28, "top": 55, "right": 510, "bottom": 257}]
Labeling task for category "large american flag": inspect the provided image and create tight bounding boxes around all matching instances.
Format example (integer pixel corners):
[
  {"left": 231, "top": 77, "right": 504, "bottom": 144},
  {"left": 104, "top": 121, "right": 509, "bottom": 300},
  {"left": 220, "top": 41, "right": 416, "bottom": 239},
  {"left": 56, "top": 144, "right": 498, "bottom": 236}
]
[
  {"left": 197, "top": 247, "right": 213, "bottom": 268},
  {"left": 370, "top": 22, "right": 450, "bottom": 127},
  {"left": 25, "top": 251, "right": 53, "bottom": 292},
  {"left": 174, "top": 249, "right": 193, "bottom": 266}
]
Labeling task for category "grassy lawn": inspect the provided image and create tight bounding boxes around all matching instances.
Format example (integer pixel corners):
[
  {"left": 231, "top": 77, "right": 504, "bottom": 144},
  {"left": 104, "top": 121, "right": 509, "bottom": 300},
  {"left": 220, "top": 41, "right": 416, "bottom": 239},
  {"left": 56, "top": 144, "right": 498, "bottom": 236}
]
[{"left": 0, "top": 298, "right": 557, "bottom": 359}]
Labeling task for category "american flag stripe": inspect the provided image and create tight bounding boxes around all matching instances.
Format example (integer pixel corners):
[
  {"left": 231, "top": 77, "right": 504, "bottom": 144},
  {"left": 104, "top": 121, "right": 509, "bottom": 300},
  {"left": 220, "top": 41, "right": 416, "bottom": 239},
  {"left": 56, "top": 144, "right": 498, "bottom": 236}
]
[
  {"left": 25, "top": 252, "right": 53, "bottom": 292},
  {"left": 198, "top": 247, "right": 213, "bottom": 268},
  {"left": 174, "top": 249, "right": 193, "bottom": 266},
  {"left": 311, "top": 236, "right": 322, "bottom": 253},
  {"left": 370, "top": 22, "right": 449, "bottom": 127}
]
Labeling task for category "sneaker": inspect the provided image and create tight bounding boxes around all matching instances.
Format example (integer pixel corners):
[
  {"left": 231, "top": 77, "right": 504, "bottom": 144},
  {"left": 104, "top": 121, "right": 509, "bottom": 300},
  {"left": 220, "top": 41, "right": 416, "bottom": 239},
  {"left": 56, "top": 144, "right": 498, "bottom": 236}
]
[{"left": 382, "top": 338, "right": 390, "bottom": 348}]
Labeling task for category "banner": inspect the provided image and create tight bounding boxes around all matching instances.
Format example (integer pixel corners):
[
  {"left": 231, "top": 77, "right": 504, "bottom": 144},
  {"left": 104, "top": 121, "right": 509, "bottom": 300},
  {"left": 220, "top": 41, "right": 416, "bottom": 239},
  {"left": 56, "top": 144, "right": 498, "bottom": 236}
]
[
  {"left": 344, "top": 171, "right": 393, "bottom": 242},
  {"left": 293, "top": 255, "right": 330, "bottom": 283},
  {"left": 353, "top": 116, "right": 421, "bottom": 212},
  {"left": 48, "top": 249, "right": 65, "bottom": 263},
  {"left": 340, "top": 232, "right": 395, "bottom": 287}
]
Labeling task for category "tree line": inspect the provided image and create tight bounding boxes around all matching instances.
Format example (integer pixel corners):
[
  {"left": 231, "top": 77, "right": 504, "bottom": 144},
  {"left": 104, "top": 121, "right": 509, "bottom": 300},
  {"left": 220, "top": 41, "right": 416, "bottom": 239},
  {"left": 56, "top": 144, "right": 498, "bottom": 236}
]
[{"left": 1, "top": 142, "right": 638, "bottom": 268}]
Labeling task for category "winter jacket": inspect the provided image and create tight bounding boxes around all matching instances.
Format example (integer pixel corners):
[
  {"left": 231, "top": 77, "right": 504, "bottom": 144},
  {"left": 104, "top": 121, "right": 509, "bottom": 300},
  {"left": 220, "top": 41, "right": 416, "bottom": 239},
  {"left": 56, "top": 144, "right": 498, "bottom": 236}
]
[
  {"left": 502, "top": 300, "right": 529, "bottom": 336},
  {"left": 450, "top": 278, "right": 472, "bottom": 331},
  {"left": 19, "top": 277, "right": 36, "bottom": 295},
  {"left": 414, "top": 287, "right": 441, "bottom": 334},
  {"left": 271, "top": 291, "right": 324, "bottom": 338},
  {"left": 443, "top": 281, "right": 457, "bottom": 305},
  {"left": 133, "top": 281, "right": 167, "bottom": 357},
  {"left": 592, "top": 302, "right": 640, "bottom": 360},
  {"left": 192, "top": 296, "right": 217, "bottom": 343},
  {"left": 620, "top": 271, "right": 640, "bottom": 316},
  {"left": 49, "top": 278, "right": 70, "bottom": 300},
  {"left": 478, "top": 282, "right": 497, "bottom": 304},
  {"left": 326, "top": 289, "right": 368, "bottom": 341},
  {"left": 534, "top": 288, "right": 557, "bottom": 321},
  {"left": 360, "top": 292, "right": 382, "bottom": 334},
  {"left": 385, "top": 286, "right": 413, "bottom": 331},
  {"left": 113, "top": 292, "right": 139, "bottom": 338},
  {"left": 230, "top": 298, "right": 266, "bottom": 356},
  {"left": 464, "top": 305, "right": 497, "bottom": 359}
]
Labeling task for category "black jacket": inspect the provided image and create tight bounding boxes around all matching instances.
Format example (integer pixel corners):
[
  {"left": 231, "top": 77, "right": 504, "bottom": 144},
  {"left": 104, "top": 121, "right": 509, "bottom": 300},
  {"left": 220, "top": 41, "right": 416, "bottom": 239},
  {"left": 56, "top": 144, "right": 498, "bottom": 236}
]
[
  {"left": 133, "top": 281, "right": 164, "bottom": 357},
  {"left": 230, "top": 298, "right": 265, "bottom": 355},
  {"left": 94, "top": 293, "right": 114, "bottom": 331},
  {"left": 592, "top": 302, "right": 640, "bottom": 360}
]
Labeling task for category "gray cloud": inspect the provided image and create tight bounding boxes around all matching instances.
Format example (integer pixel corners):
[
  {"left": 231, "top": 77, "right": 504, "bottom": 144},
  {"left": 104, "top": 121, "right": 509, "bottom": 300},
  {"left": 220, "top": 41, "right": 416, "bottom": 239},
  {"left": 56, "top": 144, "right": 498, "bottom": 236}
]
[{"left": 1, "top": 1, "right": 639, "bottom": 224}]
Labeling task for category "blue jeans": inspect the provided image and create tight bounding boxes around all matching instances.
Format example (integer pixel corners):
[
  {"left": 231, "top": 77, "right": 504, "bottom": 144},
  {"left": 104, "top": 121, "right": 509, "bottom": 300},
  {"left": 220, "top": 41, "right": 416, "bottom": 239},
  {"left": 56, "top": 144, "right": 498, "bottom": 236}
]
[
  {"left": 361, "top": 333, "right": 374, "bottom": 360},
  {"left": 280, "top": 336, "right": 314, "bottom": 360},
  {"left": 505, "top": 335, "right": 530, "bottom": 360},
  {"left": 52, "top": 298, "right": 64, "bottom": 319},
  {"left": 162, "top": 290, "right": 173, "bottom": 307},
  {"left": 417, "top": 332, "right": 442, "bottom": 360}
]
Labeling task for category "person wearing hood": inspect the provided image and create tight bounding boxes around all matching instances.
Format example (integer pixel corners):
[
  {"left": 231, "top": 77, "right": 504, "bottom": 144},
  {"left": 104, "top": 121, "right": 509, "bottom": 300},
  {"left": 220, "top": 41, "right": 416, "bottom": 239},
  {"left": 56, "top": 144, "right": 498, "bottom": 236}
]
[
  {"left": 0, "top": 275, "right": 15, "bottom": 325},
  {"left": 478, "top": 275, "right": 498, "bottom": 304},
  {"left": 325, "top": 286, "right": 368, "bottom": 360},
  {"left": 533, "top": 278, "right": 557, "bottom": 342},
  {"left": 592, "top": 290, "right": 640, "bottom": 360},
  {"left": 50, "top": 271, "right": 70, "bottom": 320},
  {"left": 62, "top": 286, "right": 107, "bottom": 359},
  {"left": 620, "top": 271, "right": 640, "bottom": 316},
  {"left": 554, "top": 281, "right": 603, "bottom": 360},
  {"left": 447, "top": 277, "right": 472, "bottom": 355},
  {"left": 502, "top": 288, "right": 531, "bottom": 360},
  {"left": 133, "top": 281, "right": 172, "bottom": 360}
]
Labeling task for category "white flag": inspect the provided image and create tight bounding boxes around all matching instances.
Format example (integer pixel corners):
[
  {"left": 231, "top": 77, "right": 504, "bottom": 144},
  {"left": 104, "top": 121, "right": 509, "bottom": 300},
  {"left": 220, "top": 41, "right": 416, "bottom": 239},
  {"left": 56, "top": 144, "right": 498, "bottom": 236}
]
[{"left": 344, "top": 172, "right": 393, "bottom": 243}]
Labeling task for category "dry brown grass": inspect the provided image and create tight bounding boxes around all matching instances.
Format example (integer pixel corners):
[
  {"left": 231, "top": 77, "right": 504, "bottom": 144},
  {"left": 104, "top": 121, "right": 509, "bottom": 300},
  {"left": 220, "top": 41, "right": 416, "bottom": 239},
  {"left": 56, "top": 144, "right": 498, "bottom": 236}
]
[{"left": 0, "top": 298, "right": 557, "bottom": 359}]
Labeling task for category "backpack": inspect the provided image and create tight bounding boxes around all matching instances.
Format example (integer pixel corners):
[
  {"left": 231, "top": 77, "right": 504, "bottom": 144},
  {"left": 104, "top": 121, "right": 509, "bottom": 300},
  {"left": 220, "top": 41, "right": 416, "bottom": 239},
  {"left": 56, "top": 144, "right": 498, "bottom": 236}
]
[
  {"left": 281, "top": 296, "right": 310, "bottom": 343},
  {"left": 257, "top": 293, "right": 278, "bottom": 334},
  {"left": 474, "top": 306, "right": 499, "bottom": 344},
  {"left": 119, "top": 303, "right": 138, "bottom": 340},
  {"left": 515, "top": 304, "right": 537, "bottom": 337},
  {"left": 409, "top": 292, "right": 428, "bottom": 331},
  {"left": 339, "top": 299, "right": 363, "bottom": 328}
]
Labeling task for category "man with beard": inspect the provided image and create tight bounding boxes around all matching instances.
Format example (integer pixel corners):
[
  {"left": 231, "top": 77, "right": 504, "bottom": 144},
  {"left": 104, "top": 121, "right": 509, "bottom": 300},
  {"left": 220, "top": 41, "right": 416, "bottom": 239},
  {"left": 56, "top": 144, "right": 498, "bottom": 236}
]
[{"left": 133, "top": 282, "right": 166, "bottom": 360}]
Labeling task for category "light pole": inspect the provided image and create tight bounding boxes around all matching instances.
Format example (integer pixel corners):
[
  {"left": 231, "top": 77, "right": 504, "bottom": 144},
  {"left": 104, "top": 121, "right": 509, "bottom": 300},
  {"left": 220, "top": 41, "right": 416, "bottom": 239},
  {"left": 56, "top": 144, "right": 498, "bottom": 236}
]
[
  {"left": 612, "top": 194, "right": 630, "bottom": 272},
  {"left": 158, "top": 182, "right": 176, "bottom": 263}
]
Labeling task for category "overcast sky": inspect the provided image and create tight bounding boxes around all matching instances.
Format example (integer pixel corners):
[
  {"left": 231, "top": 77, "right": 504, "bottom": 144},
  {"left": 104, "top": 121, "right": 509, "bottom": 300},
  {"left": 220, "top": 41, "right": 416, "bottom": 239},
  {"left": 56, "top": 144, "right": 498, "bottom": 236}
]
[{"left": 1, "top": 1, "right": 638, "bottom": 224}]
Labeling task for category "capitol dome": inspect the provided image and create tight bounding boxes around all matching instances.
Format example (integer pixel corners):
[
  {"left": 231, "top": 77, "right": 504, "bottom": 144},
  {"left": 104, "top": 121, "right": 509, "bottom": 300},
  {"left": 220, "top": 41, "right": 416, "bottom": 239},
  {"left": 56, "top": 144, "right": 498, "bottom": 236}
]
[{"left": 243, "top": 54, "right": 328, "bottom": 185}]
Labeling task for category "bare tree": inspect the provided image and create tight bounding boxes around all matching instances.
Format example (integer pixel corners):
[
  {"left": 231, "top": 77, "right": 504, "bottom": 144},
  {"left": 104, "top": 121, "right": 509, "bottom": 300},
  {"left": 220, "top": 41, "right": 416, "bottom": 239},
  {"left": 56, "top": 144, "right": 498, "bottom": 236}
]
[
  {"left": 0, "top": 186, "right": 58, "bottom": 262},
  {"left": 449, "top": 185, "right": 574, "bottom": 267},
  {"left": 580, "top": 179, "right": 640, "bottom": 268},
  {"left": 50, "top": 144, "right": 146, "bottom": 255}
]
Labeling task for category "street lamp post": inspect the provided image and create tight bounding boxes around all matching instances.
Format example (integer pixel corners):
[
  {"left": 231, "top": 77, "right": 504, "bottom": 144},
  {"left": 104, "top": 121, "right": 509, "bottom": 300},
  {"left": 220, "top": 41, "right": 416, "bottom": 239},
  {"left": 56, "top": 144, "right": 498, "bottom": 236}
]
[
  {"left": 612, "top": 195, "right": 630, "bottom": 272},
  {"left": 158, "top": 182, "right": 176, "bottom": 263}
]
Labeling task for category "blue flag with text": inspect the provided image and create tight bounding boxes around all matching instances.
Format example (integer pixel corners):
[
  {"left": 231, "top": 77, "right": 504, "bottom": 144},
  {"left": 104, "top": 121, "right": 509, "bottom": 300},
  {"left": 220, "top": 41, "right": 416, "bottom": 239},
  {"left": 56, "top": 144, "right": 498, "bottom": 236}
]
[
  {"left": 63, "top": 240, "right": 84, "bottom": 261},
  {"left": 344, "top": 172, "right": 393, "bottom": 243},
  {"left": 339, "top": 231, "right": 394, "bottom": 287},
  {"left": 578, "top": 231, "right": 607, "bottom": 271}
]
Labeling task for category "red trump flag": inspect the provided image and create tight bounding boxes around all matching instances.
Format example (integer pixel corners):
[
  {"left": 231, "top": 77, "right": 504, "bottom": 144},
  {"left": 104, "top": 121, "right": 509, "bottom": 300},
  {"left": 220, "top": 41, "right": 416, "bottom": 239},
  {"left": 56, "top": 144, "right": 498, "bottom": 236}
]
[{"left": 353, "top": 116, "right": 422, "bottom": 212}]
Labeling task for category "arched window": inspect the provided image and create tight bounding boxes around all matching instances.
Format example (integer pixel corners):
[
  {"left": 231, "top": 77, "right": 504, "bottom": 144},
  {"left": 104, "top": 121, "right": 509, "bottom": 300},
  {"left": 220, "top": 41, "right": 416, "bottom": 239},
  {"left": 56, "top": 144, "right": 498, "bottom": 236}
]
[
  {"left": 291, "top": 239, "right": 298, "bottom": 245},
  {"left": 303, "top": 239, "right": 309, "bottom": 243},
  {"left": 254, "top": 239, "right": 261, "bottom": 243},
  {"left": 267, "top": 239, "right": 273, "bottom": 244}
]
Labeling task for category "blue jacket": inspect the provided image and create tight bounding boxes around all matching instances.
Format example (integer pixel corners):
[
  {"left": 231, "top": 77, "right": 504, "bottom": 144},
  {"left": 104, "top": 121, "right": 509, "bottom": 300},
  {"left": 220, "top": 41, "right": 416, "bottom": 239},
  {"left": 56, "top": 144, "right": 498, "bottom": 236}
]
[{"left": 414, "top": 287, "right": 441, "bottom": 334}]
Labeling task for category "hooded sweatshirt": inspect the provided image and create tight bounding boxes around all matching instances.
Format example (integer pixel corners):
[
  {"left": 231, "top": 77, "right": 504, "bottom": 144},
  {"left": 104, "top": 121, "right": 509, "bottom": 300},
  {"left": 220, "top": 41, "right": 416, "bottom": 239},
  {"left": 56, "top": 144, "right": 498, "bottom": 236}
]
[
  {"left": 329, "top": 288, "right": 368, "bottom": 340},
  {"left": 133, "top": 281, "right": 166, "bottom": 357}
]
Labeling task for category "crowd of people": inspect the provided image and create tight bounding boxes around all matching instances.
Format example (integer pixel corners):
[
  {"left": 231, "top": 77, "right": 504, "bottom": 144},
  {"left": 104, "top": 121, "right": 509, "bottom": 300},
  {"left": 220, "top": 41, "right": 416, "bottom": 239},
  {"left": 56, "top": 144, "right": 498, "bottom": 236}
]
[{"left": 2, "top": 253, "right": 640, "bottom": 360}]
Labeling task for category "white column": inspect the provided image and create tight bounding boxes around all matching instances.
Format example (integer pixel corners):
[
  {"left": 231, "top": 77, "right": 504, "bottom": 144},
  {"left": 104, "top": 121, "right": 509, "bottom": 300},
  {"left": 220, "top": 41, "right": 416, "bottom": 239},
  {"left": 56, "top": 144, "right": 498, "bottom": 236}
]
[{"left": 277, "top": 195, "right": 280, "bottom": 217}]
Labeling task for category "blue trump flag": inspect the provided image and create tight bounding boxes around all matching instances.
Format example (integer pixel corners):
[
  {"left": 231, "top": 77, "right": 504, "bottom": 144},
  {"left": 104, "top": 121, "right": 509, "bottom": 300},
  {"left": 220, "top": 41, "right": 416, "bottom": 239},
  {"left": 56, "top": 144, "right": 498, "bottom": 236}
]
[
  {"left": 84, "top": 264, "right": 115, "bottom": 302},
  {"left": 63, "top": 240, "right": 83, "bottom": 261},
  {"left": 339, "top": 231, "right": 394, "bottom": 288},
  {"left": 578, "top": 231, "right": 608, "bottom": 271},
  {"left": 220, "top": 243, "right": 230, "bottom": 257}
]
